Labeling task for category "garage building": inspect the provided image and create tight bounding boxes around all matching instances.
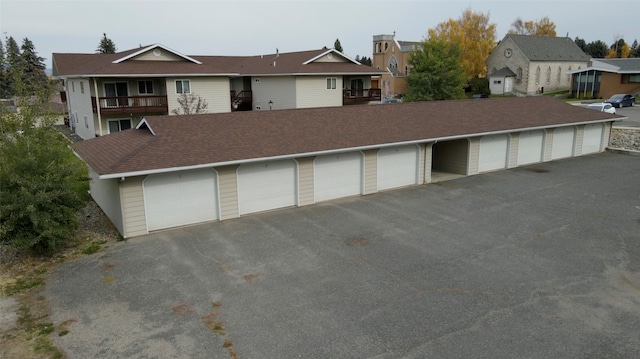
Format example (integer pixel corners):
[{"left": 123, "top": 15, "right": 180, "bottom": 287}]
[{"left": 73, "top": 96, "right": 620, "bottom": 238}]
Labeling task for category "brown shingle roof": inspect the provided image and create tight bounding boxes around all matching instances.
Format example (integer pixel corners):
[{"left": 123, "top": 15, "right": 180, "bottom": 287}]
[
  {"left": 73, "top": 97, "right": 620, "bottom": 178},
  {"left": 53, "top": 46, "right": 382, "bottom": 77}
]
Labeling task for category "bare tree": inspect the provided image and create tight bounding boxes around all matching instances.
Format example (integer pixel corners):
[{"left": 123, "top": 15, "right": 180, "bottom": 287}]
[{"left": 172, "top": 93, "right": 209, "bottom": 115}]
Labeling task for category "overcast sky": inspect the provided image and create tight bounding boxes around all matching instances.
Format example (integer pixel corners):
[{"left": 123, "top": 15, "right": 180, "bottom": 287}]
[{"left": 1, "top": 0, "right": 637, "bottom": 65}]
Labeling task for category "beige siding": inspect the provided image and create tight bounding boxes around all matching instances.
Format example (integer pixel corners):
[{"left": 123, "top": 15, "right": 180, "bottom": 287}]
[
  {"left": 217, "top": 165, "right": 239, "bottom": 220},
  {"left": 603, "top": 122, "right": 612, "bottom": 148},
  {"left": 362, "top": 149, "right": 378, "bottom": 195},
  {"left": 166, "top": 77, "right": 231, "bottom": 114},
  {"left": 468, "top": 138, "right": 480, "bottom": 175},
  {"left": 296, "top": 76, "right": 343, "bottom": 108},
  {"left": 88, "top": 168, "right": 123, "bottom": 235},
  {"left": 251, "top": 76, "right": 296, "bottom": 110},
  {"left": 296, "top": 157, "right": 315, "bottom": 206},
  {"left": 313, "top": 53, "right": 348, "bottom": 63},
  {"left": 543, "top": 130, "right": 553, "bottom": 162},
  {"left": 120, "top": 176, "right": 147, "bottom": 238},
  {"left": 424, "top": 143, "right": 433, "bottom": 183},
  {"left": 67, "top": 78, "right": 96, "bottom": 140},
  {"left": 432, "top": 139, "right": 469, "bottom": 175},
  {"left": 508, "top": 133, "right": 519, "bottom": 168},
  {"left": 574, "top": 125, "right": 585, "bottom": 156},
  {"left": 418, "top": 144, "right": 426, "bottom": 183},
  {"left": 133, "top": 50, "right": 187, "bottom": 61}
]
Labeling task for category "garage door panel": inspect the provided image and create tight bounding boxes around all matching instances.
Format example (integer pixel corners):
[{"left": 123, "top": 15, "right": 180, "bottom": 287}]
[
  {"left": 144, "top": 169, "right": 218, "bottom": 231},
  {"left": 517, "top": 130, "right": 544, "bottom": 166},
  {"left": 582, "top": 123, "right": 603, "bottom": 154},
  {"left": 314, "top": 152, "right": 362, "bottom": 202},
  {"left": 238, "top": 160, "right": 296, "bottom": 215},
  {"left": 377, "top": 146, "right": 418, "bottom": 190},
  {"left": 552, "top": 127, "right": 575, "bottom": 159},
  {"left": 479, "top": 135, "right": 509, "bottom": 172}
]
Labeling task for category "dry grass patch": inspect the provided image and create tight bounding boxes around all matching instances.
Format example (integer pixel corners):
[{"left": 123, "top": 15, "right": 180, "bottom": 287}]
[{"left": 0, "top": 201, "right": 121, "bottom": 359}]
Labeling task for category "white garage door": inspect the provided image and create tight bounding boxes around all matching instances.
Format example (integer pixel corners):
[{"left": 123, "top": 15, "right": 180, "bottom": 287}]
[
  {"left": 144, "top": 169, "right": 218, "bottom": 231},
  {"left": 582, "top": 123, "right": 603, "bottom": 154},
  {"left": 377, "top": 145, "right": 418, "bottom": 190},
  {"left": 479, "top": 135, "right": 509, "bottom": 172},
  {"left": 552, "top": 127, "right": 575, "bottom": 159},
  {"left": 517, "top": 130, "right": 544, "bottom": 166},
  {"left": 238, "top": 160, "right": 296, "bottom": 215},
  {"left": 314, "top": 152, "right": 362, "bottom": 202}
]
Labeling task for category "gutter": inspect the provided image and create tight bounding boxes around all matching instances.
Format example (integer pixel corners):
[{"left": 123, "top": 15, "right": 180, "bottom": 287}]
[{"left": 96, "top": 117, "right": 621, "bottom": 180}]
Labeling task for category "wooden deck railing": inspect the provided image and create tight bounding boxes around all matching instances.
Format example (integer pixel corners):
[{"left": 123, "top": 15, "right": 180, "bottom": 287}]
[
  {"left": 91, "top": 95, "right": 168, "bottom": 115},
  {"left": 343, "top": 88, "right": 382, "bottom": 104}
]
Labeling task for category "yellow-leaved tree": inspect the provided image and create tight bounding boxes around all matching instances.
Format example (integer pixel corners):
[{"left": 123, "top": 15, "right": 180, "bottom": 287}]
[
  {"left": 509, "top": 17, "right": 557, "bottom": 36},
  {"left": 427, "top": 8, "right": 497, "bottom": 78},
  {"left": 606, "top": 38, "right": 631, "bottom": 58}
]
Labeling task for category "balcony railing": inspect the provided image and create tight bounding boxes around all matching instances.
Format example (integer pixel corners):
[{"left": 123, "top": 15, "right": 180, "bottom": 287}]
[
  {"left": 343, "top": 88, "right": 382, "bottom": 105},
  {"left": 231, "top": 90, "right": 252, "bottom": 111},
  {"left": 91, "top": 95, "right": 168, "bottom": 115}
]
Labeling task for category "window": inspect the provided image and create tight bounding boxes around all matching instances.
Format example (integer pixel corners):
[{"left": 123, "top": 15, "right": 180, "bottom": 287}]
[
  {"left": 80, "top": 81, "right": 85, "bottom": 94},
  {"left": 72, "top": 81, "right": 75, "bottom": 92},
  {"left": 326, "top": 78, "right": 337, "bottom": 89},
  {"left": 83, "top": 115, "right": 88, "bottom": 128},
  {"left": 175, "top": 80, "right": 190, "bottom": 94},
  {"left": 546, "top": 67, "right": 551, "bottom": 84},
  {"left": 557, "top": 66, "right": 562, "bottom": 83},
  {"left": 108, "top": 119, "right": 132, "bottom": 134},
  {"left": 389, "top": 56, "right": 398, "bottom": 70},
  {"left": 516, "top": 68, "right": 523, "bottom": 80},
  {"left": 535, "top": 67, "right": 541, "bottom": 85},
  {"left": 493, "top": 80, "right": 502, "bottom": 84},
  {"left": 138, "top": 80, "right": 154, "bottom": 94},
  {"left": 629, "top": 74, "right": 640, "bottom": 83}
]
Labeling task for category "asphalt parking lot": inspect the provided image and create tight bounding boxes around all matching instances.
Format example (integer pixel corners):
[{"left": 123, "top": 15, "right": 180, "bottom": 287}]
[
  {"left": 614, "top": 104, "right": 640, "bottom": 128},
  {"left": 572, "top": 101, "right": 640, "bottom": 128},
  {"left": 46, "top": 152, "right": 640, "bottom": 359}
]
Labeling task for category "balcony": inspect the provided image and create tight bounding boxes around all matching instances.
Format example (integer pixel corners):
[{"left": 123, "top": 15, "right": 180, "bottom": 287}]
[
  {"left": 231, "top": 90, "right": 252, "bottom": 111},
  {"left": 343, "top": 88, "right": 382, "bottom": 105},
  {"left": 91, "top": 95, "right": 168, "bottom": 115}
]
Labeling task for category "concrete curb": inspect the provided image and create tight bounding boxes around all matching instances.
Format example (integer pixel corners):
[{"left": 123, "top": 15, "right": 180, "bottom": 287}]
[{"left": 606, "top": 148, "right": 640, "bottom": 156}]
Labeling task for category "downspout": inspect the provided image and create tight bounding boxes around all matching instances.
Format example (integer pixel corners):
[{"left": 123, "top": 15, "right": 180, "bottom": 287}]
[{"left": 93, "top": 78, "right": 103, "bottom": 136}]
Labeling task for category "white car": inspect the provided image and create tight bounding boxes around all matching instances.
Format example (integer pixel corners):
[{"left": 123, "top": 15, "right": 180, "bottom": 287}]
[{"left": 586, "top": 103, "right": 616, "bottom": 114}]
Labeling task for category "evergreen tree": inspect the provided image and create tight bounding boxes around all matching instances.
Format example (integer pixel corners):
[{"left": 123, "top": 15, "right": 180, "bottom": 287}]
[
  {"left": 20, "top": 37, "right": 49, "bottom": 96},
  {"left": 631, "top": 40, "right": 640, "bottom": 58},
  {"left": 4, "top": 36, "right": 21, "bottom": 97},
  {"left": 333, "top": 38, "right": 343, "bottom": 53},
  {"left": 96, "top": 33, "right": 117, "bottom": 54},
  {"left": 0, "top": 39, "right": 8, "bottom": 98},
  {"left": 584, "top": 40, "right": 608, "bottom": 58},
  {"left": 574, "top": 37, "right": 587, "bottom": 52},
  {"left": 404, "top": 39, "right": 466, "bottom": 102},
  {"left": 359, "top": 56, "right": 372, "bottom": 66}
]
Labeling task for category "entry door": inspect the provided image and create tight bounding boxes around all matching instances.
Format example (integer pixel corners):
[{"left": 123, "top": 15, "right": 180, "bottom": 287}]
[
  {"left": 504, "top": 77, "right": 513, "bottom": 93},
  {"left": 104, "top": 82, "right": 129, "bottom": 107},
  {"left": 350, "top": 79, "right": 364, "bottom": 97}
]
